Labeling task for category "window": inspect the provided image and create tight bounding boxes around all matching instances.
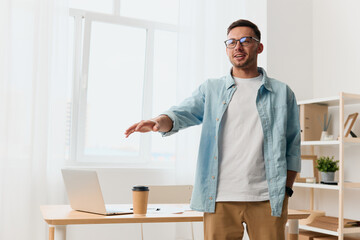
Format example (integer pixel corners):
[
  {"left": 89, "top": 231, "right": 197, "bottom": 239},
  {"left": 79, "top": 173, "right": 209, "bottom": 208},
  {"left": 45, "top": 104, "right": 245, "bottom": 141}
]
[
  {"left": 120, "top": 0, "right": 179, "bottom": 24},
  {"left": 69, "top": 0, "right": 114, "bottom": 14},
  {"left": 68, "top": 1, "right": 179, "bottom": 166}
]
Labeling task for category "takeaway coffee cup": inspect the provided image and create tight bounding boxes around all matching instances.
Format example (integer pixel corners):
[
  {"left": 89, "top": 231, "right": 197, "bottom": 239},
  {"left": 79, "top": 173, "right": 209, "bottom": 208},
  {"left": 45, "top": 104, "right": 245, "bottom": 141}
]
[{"left": 132, "top": 186, "right": 149, "bottom": 215}]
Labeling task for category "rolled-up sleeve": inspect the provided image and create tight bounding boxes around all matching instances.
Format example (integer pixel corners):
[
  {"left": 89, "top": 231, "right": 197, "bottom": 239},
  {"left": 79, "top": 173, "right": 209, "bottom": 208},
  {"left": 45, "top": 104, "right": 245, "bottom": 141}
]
[
  {"left": 286, "top": 88, "right": 301, "bottom": 172},
  {"left": 160, "top": 82, "right": 206, "bottom": 137}
]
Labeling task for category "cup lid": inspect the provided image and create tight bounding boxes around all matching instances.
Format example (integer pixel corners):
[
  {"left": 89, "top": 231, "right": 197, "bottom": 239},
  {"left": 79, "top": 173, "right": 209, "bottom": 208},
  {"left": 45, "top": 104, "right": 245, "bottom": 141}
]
[{"left": 132, "top": 186, "right": 149, "bottom": 191}]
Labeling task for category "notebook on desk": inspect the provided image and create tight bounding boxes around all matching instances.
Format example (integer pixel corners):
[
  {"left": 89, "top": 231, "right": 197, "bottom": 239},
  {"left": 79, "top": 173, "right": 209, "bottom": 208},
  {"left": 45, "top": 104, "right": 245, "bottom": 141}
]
[{"left": 61, "top": 169, "right": 133, "bottom": 215}]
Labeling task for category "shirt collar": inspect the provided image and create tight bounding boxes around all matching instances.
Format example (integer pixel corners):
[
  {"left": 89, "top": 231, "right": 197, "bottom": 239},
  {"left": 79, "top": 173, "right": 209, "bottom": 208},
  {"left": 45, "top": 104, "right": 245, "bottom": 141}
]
[{"left": 225, "top": 67, "right": 273, "bottom": 92}]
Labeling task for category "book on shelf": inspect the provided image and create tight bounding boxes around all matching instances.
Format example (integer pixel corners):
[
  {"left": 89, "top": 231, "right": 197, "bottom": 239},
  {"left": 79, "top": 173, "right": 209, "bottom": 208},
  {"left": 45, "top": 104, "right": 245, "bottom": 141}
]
[{"left": 305, "top": 216, "right": 360, "bottom": 231}]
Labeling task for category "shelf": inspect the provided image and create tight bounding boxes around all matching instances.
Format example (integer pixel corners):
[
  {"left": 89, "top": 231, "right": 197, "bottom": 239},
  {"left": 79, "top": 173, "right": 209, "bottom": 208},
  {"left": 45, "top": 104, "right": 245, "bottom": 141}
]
[
  {"left": 294, "top": 182, "right": 339, "bottom": 190},
  {"left": 298, "top": 92, "right": 360, "bottom": 106},
  {"left": 344, "top": 138, "right": 360, "bottom": 144},
  {"left": 294, "top": 182, "right": 360, "bottom": 189},
  {"left": 343, "top": 227, "right": 360, "bottom": 234},
  {"left": 299, "top": 224, "right": 338, "bottom": 236},
  {"left": 301, "top": 138, "right": 360, "bottom": 146},
  {"left": 298, "top": 96, "right": 340, "bottom": 106},
  {"left": 301, "top": 141, "right": 340, "bottom": 146},
  {"left": 299, "top": 216, "right": 360, "bottom": 236},
  {"left": 344, "top": 182, "right": 360, "bottom": 188},
  {"left": 342, "top": 92, "right": 360, "bottom": 104}
]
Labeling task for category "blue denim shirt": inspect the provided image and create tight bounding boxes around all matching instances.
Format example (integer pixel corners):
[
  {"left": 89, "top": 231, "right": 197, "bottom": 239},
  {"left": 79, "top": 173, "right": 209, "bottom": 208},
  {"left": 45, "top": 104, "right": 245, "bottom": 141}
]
[{"left": 161, "top": 67, "right": 301, "bottom": 217}]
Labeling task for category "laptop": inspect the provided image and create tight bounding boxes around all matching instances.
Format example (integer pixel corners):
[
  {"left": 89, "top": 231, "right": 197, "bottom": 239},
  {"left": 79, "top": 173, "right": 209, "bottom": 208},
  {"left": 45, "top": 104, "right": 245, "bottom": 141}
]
[{"left": 61, "top": 169, "right": 133, "bottom": 215}]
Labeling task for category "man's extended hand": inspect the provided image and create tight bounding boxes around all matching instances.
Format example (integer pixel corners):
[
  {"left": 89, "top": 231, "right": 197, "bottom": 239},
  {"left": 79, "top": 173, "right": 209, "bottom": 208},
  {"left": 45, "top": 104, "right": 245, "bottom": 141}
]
[{"left": 124, "top": 115, "right": 173, "bottom": 138}]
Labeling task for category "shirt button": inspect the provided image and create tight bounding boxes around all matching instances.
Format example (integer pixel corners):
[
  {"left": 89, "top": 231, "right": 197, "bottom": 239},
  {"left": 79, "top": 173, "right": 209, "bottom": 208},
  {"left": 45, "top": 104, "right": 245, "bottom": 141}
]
[
  {"left": 209, "top": 197, "right": 213, "bottom": 200},
  {"left": 214, "top": 136, "right": 216, "bottom": 139},
  {"left": 216, "top": 118, "right": 219, "bottom": 121},
  {"left": 212, "top": 176, "right": 215, "bottom": 179},
  {"left": 214, "top": 156, "right": 217, "bottom": 160},
  {"left": 223, "top": 101, "right": 226, "bottom": 105}
]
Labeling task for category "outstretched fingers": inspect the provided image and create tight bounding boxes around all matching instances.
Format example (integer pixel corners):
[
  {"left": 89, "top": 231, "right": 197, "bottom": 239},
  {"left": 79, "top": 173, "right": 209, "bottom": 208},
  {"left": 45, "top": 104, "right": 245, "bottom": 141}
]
[
  {"left": 124, "top": 120, "right": 158, "bottom": 138},
  {"left": 124, "top": 122, "right": 139, "bottom": 138}
]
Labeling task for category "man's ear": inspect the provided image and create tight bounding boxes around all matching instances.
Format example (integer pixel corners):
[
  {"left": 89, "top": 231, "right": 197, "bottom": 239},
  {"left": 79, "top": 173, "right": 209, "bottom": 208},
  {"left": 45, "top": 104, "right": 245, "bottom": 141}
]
[{"left": 257, "top": 43, "right": 264, "bottom": 54}]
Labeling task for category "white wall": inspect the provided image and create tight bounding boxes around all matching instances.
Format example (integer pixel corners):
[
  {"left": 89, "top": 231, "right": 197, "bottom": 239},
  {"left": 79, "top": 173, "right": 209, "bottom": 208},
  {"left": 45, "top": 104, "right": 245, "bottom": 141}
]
[
  {"left": 313, "top": 0, "right": 360, "bottom": 97},
  {"left": 267, "top": 0, "right": 313, "bottom": 101}
]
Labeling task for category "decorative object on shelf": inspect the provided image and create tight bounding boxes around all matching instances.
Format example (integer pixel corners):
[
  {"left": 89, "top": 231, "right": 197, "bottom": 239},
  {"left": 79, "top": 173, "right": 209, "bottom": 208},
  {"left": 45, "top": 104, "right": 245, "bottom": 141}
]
[
  {"left": 316, "top": 156, "right": 339, "bottom": 183},
  {"left": 296, "top": 155, "right": 319, "bottom": 183},
  {"left": 350, "top": 131, "right": 357, "bottom": 137},
  {"left": 344, "top": 112, "right": 358, "bottom": 137},
  {"left": 305, "top": 177, "right": 316, "bottom": 183},
  {"left": 323, "top": 134, "right": 334, "bottom": 141},
  {"left": 319, "top": 113, "right": 332, "bottom": 141}
]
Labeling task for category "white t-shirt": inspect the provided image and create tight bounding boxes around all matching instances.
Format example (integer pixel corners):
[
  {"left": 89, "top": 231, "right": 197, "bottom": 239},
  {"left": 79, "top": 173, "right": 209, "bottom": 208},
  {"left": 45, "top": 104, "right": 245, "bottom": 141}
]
[{"left": 216, "top": 74, "right": 269, "bottom": 202}]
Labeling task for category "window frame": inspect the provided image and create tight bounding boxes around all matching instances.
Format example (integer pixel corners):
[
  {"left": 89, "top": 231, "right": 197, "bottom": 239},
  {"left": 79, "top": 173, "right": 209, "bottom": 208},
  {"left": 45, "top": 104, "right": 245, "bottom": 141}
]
[{"left": 68, "top": 8, "right": 178, "bottom": 166}]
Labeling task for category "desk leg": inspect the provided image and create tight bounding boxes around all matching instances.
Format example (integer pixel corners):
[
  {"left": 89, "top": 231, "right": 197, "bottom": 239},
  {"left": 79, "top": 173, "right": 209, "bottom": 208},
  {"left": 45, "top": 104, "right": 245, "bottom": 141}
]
[
  {"left": 288, "top": 219, "right": 299, "bottom": 240},
  {"left": 49, "top": 226, "right": 55, "bottom": 240},
  {"left": 49, "top": 225, "right": 67, "bottom": 240}
]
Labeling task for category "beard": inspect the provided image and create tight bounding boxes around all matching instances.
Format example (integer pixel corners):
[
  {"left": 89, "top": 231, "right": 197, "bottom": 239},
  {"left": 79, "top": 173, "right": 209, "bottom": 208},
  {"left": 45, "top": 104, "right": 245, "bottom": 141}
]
[
  {"left": 229, "top": 47, "right": 258, "bottom": 70},
  {"left": 230, "top": 54, "right": 257, "bottom": 69}
]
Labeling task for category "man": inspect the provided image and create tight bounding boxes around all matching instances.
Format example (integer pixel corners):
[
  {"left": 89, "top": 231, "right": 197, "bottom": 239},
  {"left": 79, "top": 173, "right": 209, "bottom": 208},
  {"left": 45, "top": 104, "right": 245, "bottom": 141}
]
[{"left": 125, "top": 19, "right": 301, "bottom": 240}]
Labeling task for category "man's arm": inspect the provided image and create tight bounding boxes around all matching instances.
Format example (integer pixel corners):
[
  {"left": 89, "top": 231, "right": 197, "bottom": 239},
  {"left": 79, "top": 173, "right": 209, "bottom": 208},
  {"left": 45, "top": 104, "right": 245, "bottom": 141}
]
[
  {"left": 125, "top": 81, "right": 206, "bottom": 138},
  {"left": 286, "top": 170, "right": 297, "bottom": 188},
  {"left": 286, "top": 87, "right": 301, "bottom": 185},
  {"left": 125, "top": 82, "right": 206, "bottom": 138}
]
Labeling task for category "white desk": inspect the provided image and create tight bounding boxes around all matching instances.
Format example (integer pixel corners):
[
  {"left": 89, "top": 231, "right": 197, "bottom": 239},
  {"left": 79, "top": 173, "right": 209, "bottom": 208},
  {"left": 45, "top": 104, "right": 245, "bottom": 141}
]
[{"left": 40, "top": 204, "right": 309, "bottom": 240}]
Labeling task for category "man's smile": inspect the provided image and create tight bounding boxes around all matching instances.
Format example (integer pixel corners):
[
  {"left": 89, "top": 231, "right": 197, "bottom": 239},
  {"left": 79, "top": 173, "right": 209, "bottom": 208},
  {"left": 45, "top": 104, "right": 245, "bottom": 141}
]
[{"left": 233, "top": 53, "right": 246, "bottom": 60}]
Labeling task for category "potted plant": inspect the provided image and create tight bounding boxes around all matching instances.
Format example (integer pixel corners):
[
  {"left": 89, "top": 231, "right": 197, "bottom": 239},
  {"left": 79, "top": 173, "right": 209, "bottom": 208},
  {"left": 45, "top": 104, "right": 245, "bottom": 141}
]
[{"left": 316, "top": 156, "right": 339, "bottom": 182}]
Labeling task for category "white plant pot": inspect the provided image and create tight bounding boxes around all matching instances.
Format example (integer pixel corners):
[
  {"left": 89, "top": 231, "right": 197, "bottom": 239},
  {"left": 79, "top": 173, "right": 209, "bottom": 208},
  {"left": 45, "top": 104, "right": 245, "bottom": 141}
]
[{"left": 320, "top": 131, "right": 328, "bottom": 141}]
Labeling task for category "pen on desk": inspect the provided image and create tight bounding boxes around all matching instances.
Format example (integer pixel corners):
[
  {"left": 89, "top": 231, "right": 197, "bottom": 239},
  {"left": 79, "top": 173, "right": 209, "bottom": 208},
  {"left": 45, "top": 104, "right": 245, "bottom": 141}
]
[{"left": 130, "top": 208, "right": 160, "bottom": 211}]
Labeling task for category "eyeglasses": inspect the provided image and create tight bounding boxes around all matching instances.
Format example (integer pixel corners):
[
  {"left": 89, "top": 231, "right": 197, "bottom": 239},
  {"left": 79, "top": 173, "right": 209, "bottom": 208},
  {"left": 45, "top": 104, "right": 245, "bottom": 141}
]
[{"left": 224, "top": 36, "right": 260, "bottom": 49}]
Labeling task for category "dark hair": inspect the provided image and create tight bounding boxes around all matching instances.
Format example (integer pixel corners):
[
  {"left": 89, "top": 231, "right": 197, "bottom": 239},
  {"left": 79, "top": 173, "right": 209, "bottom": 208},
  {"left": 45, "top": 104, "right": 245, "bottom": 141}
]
[{"left": 227, "top": 19, "right": 261, "bottom": 41}]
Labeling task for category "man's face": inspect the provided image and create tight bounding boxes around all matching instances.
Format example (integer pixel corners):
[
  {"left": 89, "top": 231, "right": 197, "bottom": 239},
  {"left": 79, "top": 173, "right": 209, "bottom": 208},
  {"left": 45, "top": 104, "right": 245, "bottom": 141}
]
[{"left": 226, "top": 26, "right": 263, "bottom": 70}]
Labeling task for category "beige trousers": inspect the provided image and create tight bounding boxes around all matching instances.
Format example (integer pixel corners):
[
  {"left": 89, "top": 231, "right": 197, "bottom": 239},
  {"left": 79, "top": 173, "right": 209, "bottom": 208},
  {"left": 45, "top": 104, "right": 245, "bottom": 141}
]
[{"left": 204, "top": 196, "right": 288, "bottom": 240}]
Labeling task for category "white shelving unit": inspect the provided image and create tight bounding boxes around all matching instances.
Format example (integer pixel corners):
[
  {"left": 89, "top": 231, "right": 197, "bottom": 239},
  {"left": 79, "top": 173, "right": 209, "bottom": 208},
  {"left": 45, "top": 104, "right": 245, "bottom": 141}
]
[
  {"left": 294, "top": 182, "right": 339, "bottom": 190},
  {"left": 294, "top": 92, "right": 360, "bottom": 240},
  {"left": 301, "top": 140, "right": 340, "bottom": 146}
]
